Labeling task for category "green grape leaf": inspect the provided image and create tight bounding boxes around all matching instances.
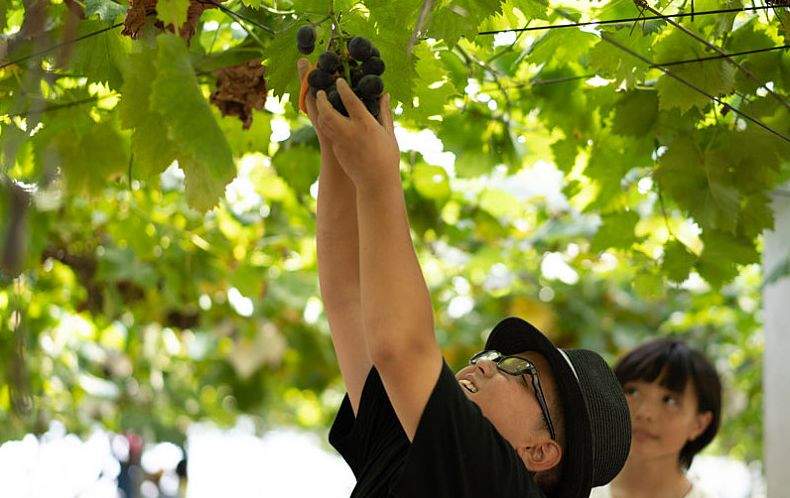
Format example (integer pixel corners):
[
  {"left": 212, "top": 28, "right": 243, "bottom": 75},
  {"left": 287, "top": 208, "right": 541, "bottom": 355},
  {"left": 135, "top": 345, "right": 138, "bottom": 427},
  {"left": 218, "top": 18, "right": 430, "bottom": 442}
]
[
  {"left": 157, "top": 0, "right": 190, "bottom": 31},
  {"left": 68, "top": 19, "right": 130, "bottom": 89},
  {"left": 265, "top": 21, "right": 305, "bottom": 101},
  {"left": 611, "top": 90, "right": 658, "bottom": 137},
  {"left": 130, "top": 124, "right": 180, "bottom": 182},
  {"left": 84, "top": 0, "right": 127, "bottom": 22},
  {"left": 633, "top": 271, "right": 665, "bottom": 299},
  {"left": 550, "top": 137, "right": 578, "bottom": 174},
  {"left": 119, "top": 48, "right": 157, "bottom": 129},
  {"left": 738, "top": 192, "right": 774, "bottom": 239},
  {"left": 96, "top": 246, "right": 158, "bottom": 286},
  {"left": 0, "top": 123, "right": 29, "bottom": 175},
  {"left": 696, "top": 229, "right": 759, "bottom": 287},
  {"left": 592, "top": 0, "right": 640, "bottom": 19},
  {"left": 653, "top": 30, "right": 736, "bottom": 111},
  {"left": 410, "top": 42, "right": 457, "bottom": 121},
  {"left": 662, "top": 240, "right": 696, "bottom": 283},
  {"left": 528, "top": 28, "right": 597, "bottom": 67},
  {"left": 591, "top": 28, "right": 653, "bottom": 87},
  {"left": 690, "top": 0, "right": 740, "bottom": 39},
  {"left": 151, "top": 34, "right": 235, "bottom": 212},
  {"left": 290, "top": 0, "right": 340, "bottom": 12},
  {"left": 428, "top": 0, "right": 503, "bottom": 47},
  {"left": 511, "top": 0, "right": 548, "bottom": 20},
  {"left": 219, "top": 110, "right": 272, "bottom": 157},
  {"left": 590, "top": 210, "right": 642, "bottom": 252},
  {"left": 412, "top": 162, "right": 451, "bottom": 201},
  {"left": 354, "top": 1, "right": 422, "bottom": 105},
  {"left": 271, "top": 145, "right": 319, "bottom": 197},
  {"left": 584, "top": 131, "right": 652, "bottom": 211},
  {"left": 655, "top": 136, "right": 740, "bottom": 233},
  {"left": 119, "top": 47, "right": 178, "bottom": 181},
  {"left": 725, "top": 121, "right": 789, "bottom": 195},
  {"left": 725, "top": 17, "right": 783, "bottom": 94},
  {"left": 53, "top": 121, "right": 129, "bottom": 196},
  {"left": 531, "top": 66, "right": 592, "bottom": 137}
]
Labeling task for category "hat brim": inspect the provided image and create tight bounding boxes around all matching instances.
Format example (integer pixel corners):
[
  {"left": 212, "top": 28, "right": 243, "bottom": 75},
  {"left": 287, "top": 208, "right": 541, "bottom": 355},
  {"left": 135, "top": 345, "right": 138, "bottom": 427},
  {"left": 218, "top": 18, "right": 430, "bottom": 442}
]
[{"left": 484, "top": 316, "right": 592, "bottom": 498}]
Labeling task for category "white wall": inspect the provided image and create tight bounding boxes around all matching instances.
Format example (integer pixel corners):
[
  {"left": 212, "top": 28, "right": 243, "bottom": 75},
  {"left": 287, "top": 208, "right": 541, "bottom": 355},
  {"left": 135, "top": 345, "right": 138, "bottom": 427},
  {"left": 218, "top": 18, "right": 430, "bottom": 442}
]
[{"left": 763, "top": 186, "right": 790, "bottom": 498}]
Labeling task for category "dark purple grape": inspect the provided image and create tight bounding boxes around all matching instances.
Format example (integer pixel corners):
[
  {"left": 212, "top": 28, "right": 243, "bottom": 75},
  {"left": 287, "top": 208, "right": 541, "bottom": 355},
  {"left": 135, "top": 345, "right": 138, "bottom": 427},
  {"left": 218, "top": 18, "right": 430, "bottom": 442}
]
[
  {"left": 298, "top": 43, "right": 315, "bottom": 55},
  {"left": 317, "top": 51, "right": 342, "bottom": 74},
  {"left": 347, "top": 36, "right": 373, "bottom": 61},
  {"left": 370, "top": 46, "right": 380, "bottom": 58},
  {"left": 361, "top": 56, "right": 385, "bottom": 75},
  {"left": 297, "top": 25, "right": 316, "bottom": 50},
  {"left": 363, "top": 98, "right": 380, "bottom": 118},
  {"left": 355, "top": 74, "right": 383, "bottom": 99},
  {"left": 350, "top": 66, "right": 365, "bottom": 88},
  {"left": 327, "top": 88, "right": 348, "bottom": 116},
  {"left": 308, "top": 69, "right": 334, "bottom": 90}
]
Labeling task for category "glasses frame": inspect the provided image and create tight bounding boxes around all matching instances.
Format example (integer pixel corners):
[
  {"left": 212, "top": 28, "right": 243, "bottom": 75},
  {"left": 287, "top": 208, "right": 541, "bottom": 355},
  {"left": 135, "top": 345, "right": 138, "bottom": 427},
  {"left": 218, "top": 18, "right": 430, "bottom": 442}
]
[{"left": 469, "top": 350, "right": 557, "bottom": 441}]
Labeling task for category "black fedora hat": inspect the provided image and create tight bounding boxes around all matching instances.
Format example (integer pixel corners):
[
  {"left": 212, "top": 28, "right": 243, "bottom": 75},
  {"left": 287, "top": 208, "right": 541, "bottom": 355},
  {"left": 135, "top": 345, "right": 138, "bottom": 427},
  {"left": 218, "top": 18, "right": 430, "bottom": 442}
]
[{"left": 484, "top": 316, "right": 631, "bottom": 498}]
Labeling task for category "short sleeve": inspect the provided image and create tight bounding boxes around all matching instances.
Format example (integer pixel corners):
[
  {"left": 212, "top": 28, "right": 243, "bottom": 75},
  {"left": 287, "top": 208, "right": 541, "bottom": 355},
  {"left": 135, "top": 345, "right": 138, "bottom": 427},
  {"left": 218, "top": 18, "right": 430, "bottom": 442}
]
[
  {"left": 328, "top": 366, "right": 409, "bottom": 479},
  {"left": 391, "top": 359, "right": 544, "bottom": 498}
]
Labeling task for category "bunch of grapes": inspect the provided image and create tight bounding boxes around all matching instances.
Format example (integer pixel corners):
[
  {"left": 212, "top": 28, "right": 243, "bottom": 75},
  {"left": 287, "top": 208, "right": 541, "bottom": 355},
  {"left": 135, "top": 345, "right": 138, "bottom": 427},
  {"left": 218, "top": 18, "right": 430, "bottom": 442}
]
[{"left": 296, "top": 25, "right": 386, "bottom": 119}]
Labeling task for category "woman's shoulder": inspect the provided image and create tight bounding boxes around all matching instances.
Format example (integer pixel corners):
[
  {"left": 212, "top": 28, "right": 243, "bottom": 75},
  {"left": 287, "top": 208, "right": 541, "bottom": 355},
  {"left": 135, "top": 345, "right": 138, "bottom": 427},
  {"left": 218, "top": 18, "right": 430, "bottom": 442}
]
[
  {"left": 687, "top": 482, "right": 717, "bottom": 498},
  {"left": 589, "top": 484, "right": 612, "bottom": 498},
  {"left": 589, "top": 481, "right": 715, "bottom": 498}
]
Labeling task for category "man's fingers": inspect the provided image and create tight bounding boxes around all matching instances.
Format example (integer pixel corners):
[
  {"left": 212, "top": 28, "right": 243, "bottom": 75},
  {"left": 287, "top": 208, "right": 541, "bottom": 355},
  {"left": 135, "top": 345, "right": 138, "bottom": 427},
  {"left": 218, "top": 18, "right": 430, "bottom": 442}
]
[
  {"left": 297, "top": 58, "right": 309, "bottom": 81},
  {"left": 305, "top": 90, "right": 319, "bottom": 122},
  {"left": 315, "top": 90, "right": 343, "bottom": 139},
  {"left": 336, "top": 78, "right": 371, "bottom": 122},
  {"left": 379, "top": 93, "right": 396, "bottom": 138}
]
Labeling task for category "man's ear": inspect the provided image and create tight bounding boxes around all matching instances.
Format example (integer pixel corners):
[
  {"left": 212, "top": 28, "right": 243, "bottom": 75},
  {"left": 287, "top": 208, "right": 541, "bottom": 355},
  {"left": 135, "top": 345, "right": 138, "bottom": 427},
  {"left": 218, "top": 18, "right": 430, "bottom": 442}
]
[{"left": 518, "top": 439, "right": 562, "bottom": 472}]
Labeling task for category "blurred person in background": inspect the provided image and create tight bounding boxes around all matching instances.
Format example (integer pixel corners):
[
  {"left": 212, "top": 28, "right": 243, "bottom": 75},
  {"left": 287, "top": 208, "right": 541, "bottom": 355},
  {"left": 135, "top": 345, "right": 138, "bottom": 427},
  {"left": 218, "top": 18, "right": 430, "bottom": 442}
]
[{"left": 591, "top": 339, "right": 722, "bottom": 498}]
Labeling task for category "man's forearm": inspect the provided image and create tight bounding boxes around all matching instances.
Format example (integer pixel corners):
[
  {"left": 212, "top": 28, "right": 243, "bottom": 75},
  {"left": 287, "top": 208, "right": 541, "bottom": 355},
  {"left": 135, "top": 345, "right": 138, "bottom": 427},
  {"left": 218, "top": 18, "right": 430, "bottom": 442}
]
[
  {"left": 355, "top": 172, "right": 435, "bottom": 358},
  {"left": 316, "top": 155, "right": 361, "bottom": 309}
]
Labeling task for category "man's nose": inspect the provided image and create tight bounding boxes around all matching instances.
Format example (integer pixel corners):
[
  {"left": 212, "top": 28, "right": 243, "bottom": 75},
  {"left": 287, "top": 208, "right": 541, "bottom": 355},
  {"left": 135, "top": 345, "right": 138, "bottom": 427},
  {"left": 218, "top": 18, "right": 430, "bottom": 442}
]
[{"left": 476, "top": 359, "right": 498, "bottom": 378}]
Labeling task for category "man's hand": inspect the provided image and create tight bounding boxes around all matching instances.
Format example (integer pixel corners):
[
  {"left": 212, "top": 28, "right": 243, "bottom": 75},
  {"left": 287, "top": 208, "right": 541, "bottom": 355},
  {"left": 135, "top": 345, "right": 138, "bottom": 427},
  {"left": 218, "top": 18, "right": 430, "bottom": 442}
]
[
  {"left": 297, "top": 58, "right": 334, "bottom": 151},
  {"left": 313, "top": 77, "right": 400, "bottom": 192}
]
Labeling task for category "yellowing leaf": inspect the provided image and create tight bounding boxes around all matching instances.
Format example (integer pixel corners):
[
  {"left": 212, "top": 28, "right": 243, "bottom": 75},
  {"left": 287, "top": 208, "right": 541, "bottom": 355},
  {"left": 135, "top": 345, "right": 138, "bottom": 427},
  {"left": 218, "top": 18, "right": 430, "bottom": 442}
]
[{"left": 157, "top": 0, "right": 190, "bottom": 31}]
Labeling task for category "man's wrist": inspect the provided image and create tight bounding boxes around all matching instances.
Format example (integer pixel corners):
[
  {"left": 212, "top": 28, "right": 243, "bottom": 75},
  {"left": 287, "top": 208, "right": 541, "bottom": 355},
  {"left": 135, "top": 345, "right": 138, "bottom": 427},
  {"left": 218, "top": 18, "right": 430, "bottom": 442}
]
[{"left": 355, "top": 168, "right": 402, "bottom": 200}]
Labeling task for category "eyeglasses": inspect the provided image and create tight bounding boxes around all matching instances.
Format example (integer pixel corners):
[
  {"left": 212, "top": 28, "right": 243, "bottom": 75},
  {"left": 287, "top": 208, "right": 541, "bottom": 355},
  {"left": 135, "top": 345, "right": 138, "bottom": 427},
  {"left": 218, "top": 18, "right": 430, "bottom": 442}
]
[{"left": 469, "top": 350, "right": 557, "bottom": 440}]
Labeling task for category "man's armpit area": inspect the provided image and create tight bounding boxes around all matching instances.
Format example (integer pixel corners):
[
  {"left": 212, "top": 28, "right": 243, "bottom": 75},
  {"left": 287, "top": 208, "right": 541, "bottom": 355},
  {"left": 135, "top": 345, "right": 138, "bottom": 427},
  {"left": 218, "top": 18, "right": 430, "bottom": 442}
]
[{"left": 374, "top": 346, "right": 443, "bottom": 442}]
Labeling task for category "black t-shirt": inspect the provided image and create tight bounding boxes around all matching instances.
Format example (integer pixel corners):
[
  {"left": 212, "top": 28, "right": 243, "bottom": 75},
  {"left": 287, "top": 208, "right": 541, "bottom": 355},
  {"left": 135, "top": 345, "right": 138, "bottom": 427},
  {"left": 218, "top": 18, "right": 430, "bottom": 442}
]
[{"left": 328, "top": 358, "right": 545, "bottom": 497}]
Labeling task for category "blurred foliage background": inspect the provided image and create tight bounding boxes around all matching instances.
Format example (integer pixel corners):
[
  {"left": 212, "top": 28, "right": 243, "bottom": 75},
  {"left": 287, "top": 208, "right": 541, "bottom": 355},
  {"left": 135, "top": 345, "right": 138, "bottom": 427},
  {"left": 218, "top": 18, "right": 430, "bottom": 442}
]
[{"left": 2, "top": 0, "right": 789, "bottom": 470}]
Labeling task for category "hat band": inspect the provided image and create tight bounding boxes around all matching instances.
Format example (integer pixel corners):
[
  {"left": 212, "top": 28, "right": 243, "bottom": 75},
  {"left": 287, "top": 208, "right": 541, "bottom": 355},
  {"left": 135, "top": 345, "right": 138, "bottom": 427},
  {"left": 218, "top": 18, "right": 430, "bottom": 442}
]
[{"left": 558, "top": 349, "right": 580, "bottom": 381}]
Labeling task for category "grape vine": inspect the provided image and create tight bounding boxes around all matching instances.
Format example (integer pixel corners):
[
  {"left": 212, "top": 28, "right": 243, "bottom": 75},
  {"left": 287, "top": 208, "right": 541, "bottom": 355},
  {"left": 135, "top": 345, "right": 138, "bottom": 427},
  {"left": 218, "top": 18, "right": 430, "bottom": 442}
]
[{"left": 0, "top": 0, "right": 787, "bottom": 458}]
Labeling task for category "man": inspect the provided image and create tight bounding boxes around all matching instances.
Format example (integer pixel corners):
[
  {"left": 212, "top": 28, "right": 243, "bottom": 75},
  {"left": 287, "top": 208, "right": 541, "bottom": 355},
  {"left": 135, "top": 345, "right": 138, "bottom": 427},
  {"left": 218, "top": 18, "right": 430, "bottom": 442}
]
[{"left": 298, "top": 58, "right": 631, "bottom": 497}]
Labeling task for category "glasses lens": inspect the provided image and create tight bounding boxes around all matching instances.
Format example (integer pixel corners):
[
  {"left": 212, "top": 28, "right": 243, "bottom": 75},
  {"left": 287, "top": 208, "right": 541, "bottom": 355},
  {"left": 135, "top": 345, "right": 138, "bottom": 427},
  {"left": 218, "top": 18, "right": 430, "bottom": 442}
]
[
  {"left": 471, "top": 350, "right": 500, "bottom": 363},
  {"left": 499, "top": 356, "right": 528, "bottom": 374}
]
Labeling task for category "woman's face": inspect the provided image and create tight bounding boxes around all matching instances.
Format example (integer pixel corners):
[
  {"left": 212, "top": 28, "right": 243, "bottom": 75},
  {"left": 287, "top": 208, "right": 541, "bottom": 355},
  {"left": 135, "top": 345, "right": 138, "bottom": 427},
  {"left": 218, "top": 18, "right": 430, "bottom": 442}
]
[{"left": 623, "top": 379, "right": 712, "bottom": 463}]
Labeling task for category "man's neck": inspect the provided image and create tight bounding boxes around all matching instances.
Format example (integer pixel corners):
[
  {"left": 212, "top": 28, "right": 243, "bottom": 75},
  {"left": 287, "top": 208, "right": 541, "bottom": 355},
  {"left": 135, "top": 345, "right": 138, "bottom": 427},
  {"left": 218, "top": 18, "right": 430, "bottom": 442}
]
[{"left": 609, "top": 454, "right": 691, "bottom": 498}]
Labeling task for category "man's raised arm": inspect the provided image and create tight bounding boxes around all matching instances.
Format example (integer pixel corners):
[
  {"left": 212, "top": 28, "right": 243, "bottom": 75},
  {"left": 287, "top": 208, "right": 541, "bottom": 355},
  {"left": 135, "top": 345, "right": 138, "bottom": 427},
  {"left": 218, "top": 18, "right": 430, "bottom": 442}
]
[
  {"left": 313, "top": 79, "right": 443, "bottom": 441},
  {"left": 299, "top": 60, "right": 371, "bottom": 416}
]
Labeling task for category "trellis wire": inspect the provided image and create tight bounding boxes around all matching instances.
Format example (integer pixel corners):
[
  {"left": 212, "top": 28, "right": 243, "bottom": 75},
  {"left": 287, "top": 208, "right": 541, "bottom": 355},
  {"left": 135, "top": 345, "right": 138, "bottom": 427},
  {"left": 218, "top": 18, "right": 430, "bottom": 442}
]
[
  {"left": 477, "top": 4, "right": 777, "bottom": 35},
  {"left": 601, "top": 31, "right": 789, "bottom": 144},
  {"left": 639, "top": 2, "right": 790, "bottom": 111},
  {"left": 0, "top": 22, "right": 124, "bottom": 70}
]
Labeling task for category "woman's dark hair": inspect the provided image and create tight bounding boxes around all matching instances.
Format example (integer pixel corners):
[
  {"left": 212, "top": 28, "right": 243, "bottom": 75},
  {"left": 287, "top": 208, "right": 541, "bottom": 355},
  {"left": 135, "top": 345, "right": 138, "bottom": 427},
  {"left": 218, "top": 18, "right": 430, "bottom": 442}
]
[{"left": 613, "top": 339, "right": 722, "bottom": 470}]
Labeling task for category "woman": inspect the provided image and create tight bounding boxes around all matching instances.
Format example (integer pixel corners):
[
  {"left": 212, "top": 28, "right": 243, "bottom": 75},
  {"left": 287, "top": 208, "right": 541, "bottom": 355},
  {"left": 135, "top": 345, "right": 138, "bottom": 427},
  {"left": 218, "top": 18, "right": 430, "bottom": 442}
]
[{"left": 591, "top": 339, "right": 722, "bottom": 498}]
